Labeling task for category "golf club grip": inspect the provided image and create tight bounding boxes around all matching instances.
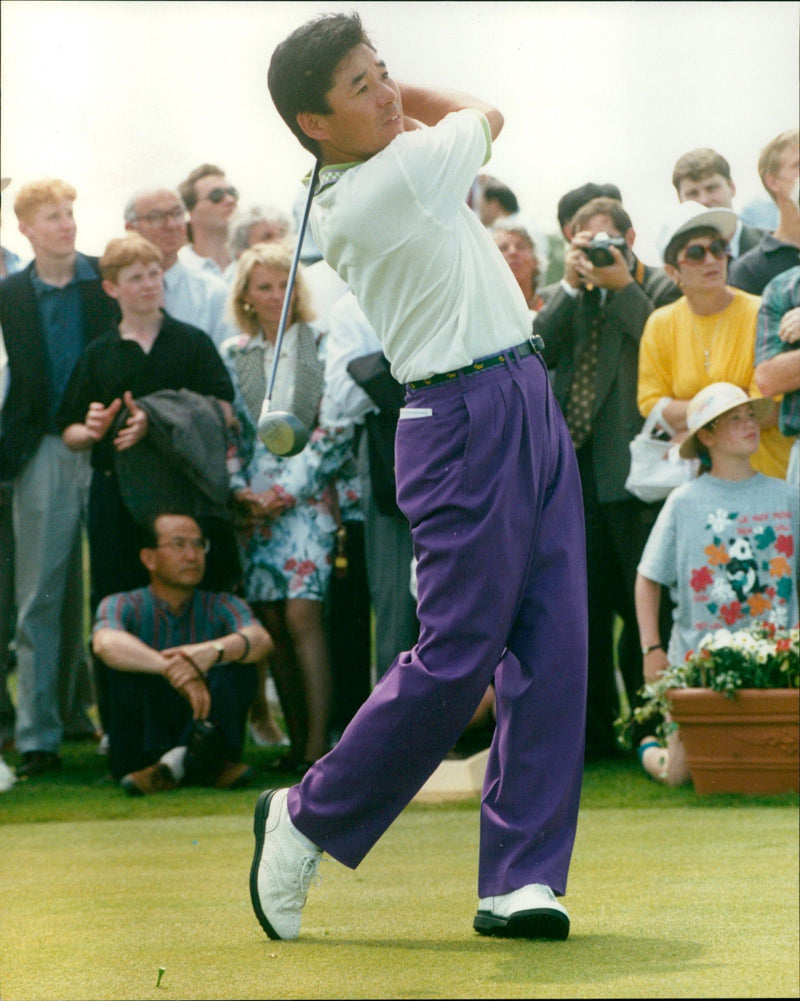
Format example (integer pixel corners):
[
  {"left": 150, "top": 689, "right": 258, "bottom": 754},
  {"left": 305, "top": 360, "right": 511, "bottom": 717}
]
[{"left": 265, "top": 160, "right": 321, "bottom": 402}]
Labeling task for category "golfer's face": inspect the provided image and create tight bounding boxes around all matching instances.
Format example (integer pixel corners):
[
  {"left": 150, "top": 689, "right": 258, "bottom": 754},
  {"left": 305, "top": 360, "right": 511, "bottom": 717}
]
[{"left": 318, "top": 43, "right": 403, "bottom": 162}]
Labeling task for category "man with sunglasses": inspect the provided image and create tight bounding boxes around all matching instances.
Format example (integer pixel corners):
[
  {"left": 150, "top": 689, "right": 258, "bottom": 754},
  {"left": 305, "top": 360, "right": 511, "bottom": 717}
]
[
  {"left": 178, "top": 163, "right": 240, "bottom": 282},
  {"left": 124, "top": 186, "right": 236, "bottom": 348},
  {"left": 532, "top": 196, "right": 680, "bottom": 763},
  {"left": 92, "top": 512, "right": 271, "bottom": 795}
]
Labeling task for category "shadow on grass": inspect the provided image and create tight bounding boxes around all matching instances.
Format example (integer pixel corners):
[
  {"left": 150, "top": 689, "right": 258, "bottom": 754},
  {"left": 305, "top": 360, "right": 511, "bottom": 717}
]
[{"left": 259, "top": 932, "right": 706, "bottom": 986}]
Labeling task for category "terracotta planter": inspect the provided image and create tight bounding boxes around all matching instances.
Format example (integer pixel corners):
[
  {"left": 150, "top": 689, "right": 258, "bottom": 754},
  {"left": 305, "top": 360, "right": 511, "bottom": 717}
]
[{"left": 667, "top": 688, "right": 799, "bottom": 795}]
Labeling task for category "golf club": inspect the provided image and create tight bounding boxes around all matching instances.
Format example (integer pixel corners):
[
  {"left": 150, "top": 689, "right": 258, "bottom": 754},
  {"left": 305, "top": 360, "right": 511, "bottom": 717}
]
[{"left": 257, "top": 159, "right": 321, "bottom": 456}]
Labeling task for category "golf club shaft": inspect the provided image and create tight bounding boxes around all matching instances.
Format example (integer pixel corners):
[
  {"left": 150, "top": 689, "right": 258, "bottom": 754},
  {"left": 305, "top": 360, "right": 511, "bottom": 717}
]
[{"left": 264, "top": 159, "right": 321, "bottom": 407}]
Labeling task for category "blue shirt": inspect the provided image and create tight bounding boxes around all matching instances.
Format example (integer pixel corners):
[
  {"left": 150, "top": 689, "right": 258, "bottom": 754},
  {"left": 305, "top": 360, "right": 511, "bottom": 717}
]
[{"left": 31, "top": 252, "right": 99, "bottom": 428}]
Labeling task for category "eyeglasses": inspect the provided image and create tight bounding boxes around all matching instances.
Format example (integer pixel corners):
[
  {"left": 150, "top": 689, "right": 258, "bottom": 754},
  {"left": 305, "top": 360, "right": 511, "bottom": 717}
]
[
  {"left": 155, "top": 537, "right": 210, "bottom": 553},
  {"left": 203, "top": 186, "right": 239, "bottom": 204},
  {"left": 681, "top": 239, "right": 729, "bottom": 264},
  {"left": 135, "top": 206, "right": 185, "bottom": 226}
]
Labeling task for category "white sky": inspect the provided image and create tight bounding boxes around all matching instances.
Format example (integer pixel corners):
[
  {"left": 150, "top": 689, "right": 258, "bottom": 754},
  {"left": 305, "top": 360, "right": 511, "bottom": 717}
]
[{"left": 1, "top": 0, "right": 797, "bottom": 265}]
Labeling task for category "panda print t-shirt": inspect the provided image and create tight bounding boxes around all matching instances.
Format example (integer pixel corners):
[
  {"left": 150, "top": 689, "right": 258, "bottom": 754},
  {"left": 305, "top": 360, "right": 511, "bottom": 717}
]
[{"left": 638, "top": 472, "right": 799, "bottom": 664}]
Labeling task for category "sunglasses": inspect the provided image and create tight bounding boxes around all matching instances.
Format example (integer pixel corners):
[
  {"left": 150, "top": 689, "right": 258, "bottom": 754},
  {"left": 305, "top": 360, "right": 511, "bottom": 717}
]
[
  {"left": 681, "top": 239, "right": 729, "bottom": 264},
  {"left": 203, "top": 186, "right": 239, "bottom": 204}
]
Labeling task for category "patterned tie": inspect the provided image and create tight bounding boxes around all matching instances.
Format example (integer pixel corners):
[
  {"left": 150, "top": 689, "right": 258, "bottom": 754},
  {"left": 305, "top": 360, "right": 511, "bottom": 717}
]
[
  {"left": 565, "top": 291, "right": 601, "bottom": 449},
  {"left": 235, "top": 344, "right": 266, "bottom": 424}
]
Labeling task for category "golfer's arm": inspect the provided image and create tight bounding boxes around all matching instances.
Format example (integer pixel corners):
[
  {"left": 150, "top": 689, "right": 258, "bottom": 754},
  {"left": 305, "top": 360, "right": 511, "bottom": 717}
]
[
  {"left": 92, "top": 628, "right": 168, "bottom": 675},
  {"left": 399, "top": 84, "right": 503, "bottom": 139}
]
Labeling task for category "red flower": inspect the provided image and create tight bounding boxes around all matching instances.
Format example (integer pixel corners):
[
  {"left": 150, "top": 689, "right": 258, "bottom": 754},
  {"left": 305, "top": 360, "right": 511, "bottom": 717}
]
[
  {"left": 296, "top": 560, "right": 316, "bottom": 576},
  {"left": 690, "top": 566, "right": 714, "bottom": 592},
  {"left": 284, "top": 558, "right": 298, "bottom": 571},
  {"left": 776, "top": 534, "right": 794, "bottom": 558},
  {"left": 720, "top": 602, "right": 742, "bottom": 625}
]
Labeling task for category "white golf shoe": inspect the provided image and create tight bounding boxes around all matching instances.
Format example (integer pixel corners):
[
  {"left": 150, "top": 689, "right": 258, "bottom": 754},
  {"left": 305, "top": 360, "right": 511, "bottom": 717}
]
[
  {"left": 249, "top": 787, "right": 323, "bottom": 940},
  {"left": 474, "top": 883, "right": 570, "bottom": 939}
]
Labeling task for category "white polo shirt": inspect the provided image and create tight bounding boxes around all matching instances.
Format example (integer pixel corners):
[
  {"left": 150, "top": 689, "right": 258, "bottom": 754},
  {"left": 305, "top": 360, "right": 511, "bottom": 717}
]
[{"left": 309, "top": 110, "right": 531, "bottom": 384}]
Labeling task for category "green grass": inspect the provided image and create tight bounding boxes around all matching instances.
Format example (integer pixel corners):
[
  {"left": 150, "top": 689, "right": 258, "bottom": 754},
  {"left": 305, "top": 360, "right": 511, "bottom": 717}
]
[{"left": 1, "top": 740, "right": 797, "bottom": 1000}]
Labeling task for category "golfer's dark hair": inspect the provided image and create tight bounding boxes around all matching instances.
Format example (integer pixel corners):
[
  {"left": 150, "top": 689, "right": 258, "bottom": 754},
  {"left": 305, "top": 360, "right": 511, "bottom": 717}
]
[{"left": 268, "top": 12, "right": 374, "bottom": 158}]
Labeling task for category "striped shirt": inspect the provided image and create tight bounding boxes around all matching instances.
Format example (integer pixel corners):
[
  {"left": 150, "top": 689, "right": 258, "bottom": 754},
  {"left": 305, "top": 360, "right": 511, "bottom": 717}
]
[{"left": 93, "top": 586, "right": 255, "bottom": 654}]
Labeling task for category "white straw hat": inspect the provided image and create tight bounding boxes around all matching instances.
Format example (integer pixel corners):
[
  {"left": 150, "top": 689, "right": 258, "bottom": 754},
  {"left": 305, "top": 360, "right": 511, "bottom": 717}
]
[{"left": 679, "top": 382, "right": 775, "bottom": 459}]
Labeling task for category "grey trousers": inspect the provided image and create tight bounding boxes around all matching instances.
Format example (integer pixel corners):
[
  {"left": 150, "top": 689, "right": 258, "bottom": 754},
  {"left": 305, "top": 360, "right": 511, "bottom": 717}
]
[{"left": 11, "top": 436, "right": 92, "bottom": 753}]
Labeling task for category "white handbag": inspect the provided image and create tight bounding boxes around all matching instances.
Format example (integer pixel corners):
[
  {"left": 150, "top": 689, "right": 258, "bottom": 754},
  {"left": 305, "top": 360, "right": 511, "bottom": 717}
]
[{"left": 625, "top": 397, "right": 699, "bottom": 503}]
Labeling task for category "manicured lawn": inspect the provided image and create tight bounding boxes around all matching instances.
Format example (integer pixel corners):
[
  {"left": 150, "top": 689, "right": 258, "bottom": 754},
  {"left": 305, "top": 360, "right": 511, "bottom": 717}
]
[{"left": 1, "top": 742, "right": 797, "bottom": 999}]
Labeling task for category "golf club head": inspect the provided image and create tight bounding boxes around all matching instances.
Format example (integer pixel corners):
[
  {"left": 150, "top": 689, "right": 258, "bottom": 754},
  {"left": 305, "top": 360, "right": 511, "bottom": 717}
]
[{"left": 258, "top": 409, "right": 309, "bottom": 457}]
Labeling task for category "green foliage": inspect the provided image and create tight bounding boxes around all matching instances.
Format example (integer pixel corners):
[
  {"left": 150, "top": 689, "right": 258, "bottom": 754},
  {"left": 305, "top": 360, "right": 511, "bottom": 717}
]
[{"left": 633, "top": 621, "right": 799, "bottom": 739}]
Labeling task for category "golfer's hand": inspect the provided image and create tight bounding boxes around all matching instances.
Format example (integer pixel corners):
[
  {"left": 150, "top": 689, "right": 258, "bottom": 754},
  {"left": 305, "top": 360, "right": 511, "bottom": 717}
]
[
  {"left": 643, "top": 647, "right": 669, "bottom": 684},
  {"left": 113, "top": 391, "right": 148, "bottom": 451},
  {"left": 84, "top": 398, "right": 122, "bottom": 441},
  {"left": 778, "top": 307, "right": 800, "bottom": 344}
]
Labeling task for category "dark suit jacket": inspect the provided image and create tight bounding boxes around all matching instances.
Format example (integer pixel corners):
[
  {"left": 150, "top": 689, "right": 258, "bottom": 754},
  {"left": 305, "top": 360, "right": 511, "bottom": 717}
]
[
  {"left": 533, "top": 260, "right": 680, "bottom": 504},
  {"left": 0, "top": 256, "right": 118, "bottom": 480}
]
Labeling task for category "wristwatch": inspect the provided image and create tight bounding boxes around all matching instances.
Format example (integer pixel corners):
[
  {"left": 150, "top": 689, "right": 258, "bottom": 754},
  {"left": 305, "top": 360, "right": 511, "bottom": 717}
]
[
  {"left": 641, "top": 643, "right": 663, "bottom": 655},
  {"left": 212, "top": 641, "right": 225, "bottom": 663}
]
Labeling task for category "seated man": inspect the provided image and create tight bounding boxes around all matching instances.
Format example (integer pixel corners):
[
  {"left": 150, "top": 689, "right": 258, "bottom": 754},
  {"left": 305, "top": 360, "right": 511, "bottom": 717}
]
[{"left": 92, "top": 512, "right": 271, "bottom": 795}]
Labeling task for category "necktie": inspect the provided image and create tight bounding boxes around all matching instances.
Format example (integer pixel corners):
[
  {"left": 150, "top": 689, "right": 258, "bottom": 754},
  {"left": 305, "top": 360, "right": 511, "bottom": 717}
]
[{"left": 565, "top": 291, "right": 601, "bottom": 449}]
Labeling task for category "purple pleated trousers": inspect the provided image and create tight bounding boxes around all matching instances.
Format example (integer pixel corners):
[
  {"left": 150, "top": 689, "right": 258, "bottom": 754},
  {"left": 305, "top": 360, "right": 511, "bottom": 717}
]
[{"left": 289, "top": 347, "right": 588, "bottom": 897}]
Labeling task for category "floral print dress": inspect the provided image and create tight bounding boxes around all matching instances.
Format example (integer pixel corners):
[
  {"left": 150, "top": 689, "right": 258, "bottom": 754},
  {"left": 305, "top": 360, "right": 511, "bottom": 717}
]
[{"left": 221, "top": 325, "right": 358, "bottom": 603}]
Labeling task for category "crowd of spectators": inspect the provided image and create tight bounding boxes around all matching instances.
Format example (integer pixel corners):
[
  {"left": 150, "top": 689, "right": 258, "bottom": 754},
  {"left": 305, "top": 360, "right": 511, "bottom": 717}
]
[{"left": 0, "top": 124, "right": 797, "bottom": 793}]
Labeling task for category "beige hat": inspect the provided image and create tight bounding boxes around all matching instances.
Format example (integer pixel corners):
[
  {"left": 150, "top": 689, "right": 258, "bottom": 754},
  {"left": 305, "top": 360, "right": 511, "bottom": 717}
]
[{"left": 679, "top": 382, "right": 775, "bottom": 459}]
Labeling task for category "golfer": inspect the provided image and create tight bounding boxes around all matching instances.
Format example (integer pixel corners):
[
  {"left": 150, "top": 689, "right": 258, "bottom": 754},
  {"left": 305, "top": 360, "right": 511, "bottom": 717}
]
[{"left": 250, "top": 11, "right": 588, "bottom": 941}]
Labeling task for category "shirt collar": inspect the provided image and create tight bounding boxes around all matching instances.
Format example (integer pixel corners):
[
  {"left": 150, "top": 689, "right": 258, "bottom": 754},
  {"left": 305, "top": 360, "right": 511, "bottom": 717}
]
[
  {"left": 313, "top": 162, "right": 360, "bottom": 195},
  {"left": 148, "top": 585, "right": 196, "bottom": 620},
  {"left": 31, "top": 252, "right": 96, "bottom": 294}
]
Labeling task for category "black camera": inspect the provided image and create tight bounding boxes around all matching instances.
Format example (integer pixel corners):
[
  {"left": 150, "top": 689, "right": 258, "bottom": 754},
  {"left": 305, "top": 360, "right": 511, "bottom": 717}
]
[{"left": 586, "top": 232, "right": 626, "bottom": 267}]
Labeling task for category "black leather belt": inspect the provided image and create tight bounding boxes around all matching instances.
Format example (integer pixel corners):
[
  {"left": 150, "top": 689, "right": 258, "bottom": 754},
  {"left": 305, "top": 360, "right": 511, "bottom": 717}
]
[{"left": 407, "top": 336, "right": 544, "bottom": 390}]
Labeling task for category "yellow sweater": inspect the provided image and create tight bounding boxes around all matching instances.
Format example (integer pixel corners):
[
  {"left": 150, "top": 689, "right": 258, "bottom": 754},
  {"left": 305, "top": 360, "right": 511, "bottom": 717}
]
[{"left": 638, "top": 289, "right": 791, "bottom": 479}]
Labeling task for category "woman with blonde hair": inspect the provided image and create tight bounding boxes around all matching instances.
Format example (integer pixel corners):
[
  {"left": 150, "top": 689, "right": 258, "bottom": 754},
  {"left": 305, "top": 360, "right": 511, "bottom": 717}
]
[{"left": 222, "top": 242, "right": 354, "bottom": 770}]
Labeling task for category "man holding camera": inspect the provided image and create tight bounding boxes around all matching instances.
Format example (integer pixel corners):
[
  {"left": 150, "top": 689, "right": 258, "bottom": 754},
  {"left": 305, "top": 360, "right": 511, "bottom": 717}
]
[{"left": 533, "top": 196, "right": 680, "bottom": 761}]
